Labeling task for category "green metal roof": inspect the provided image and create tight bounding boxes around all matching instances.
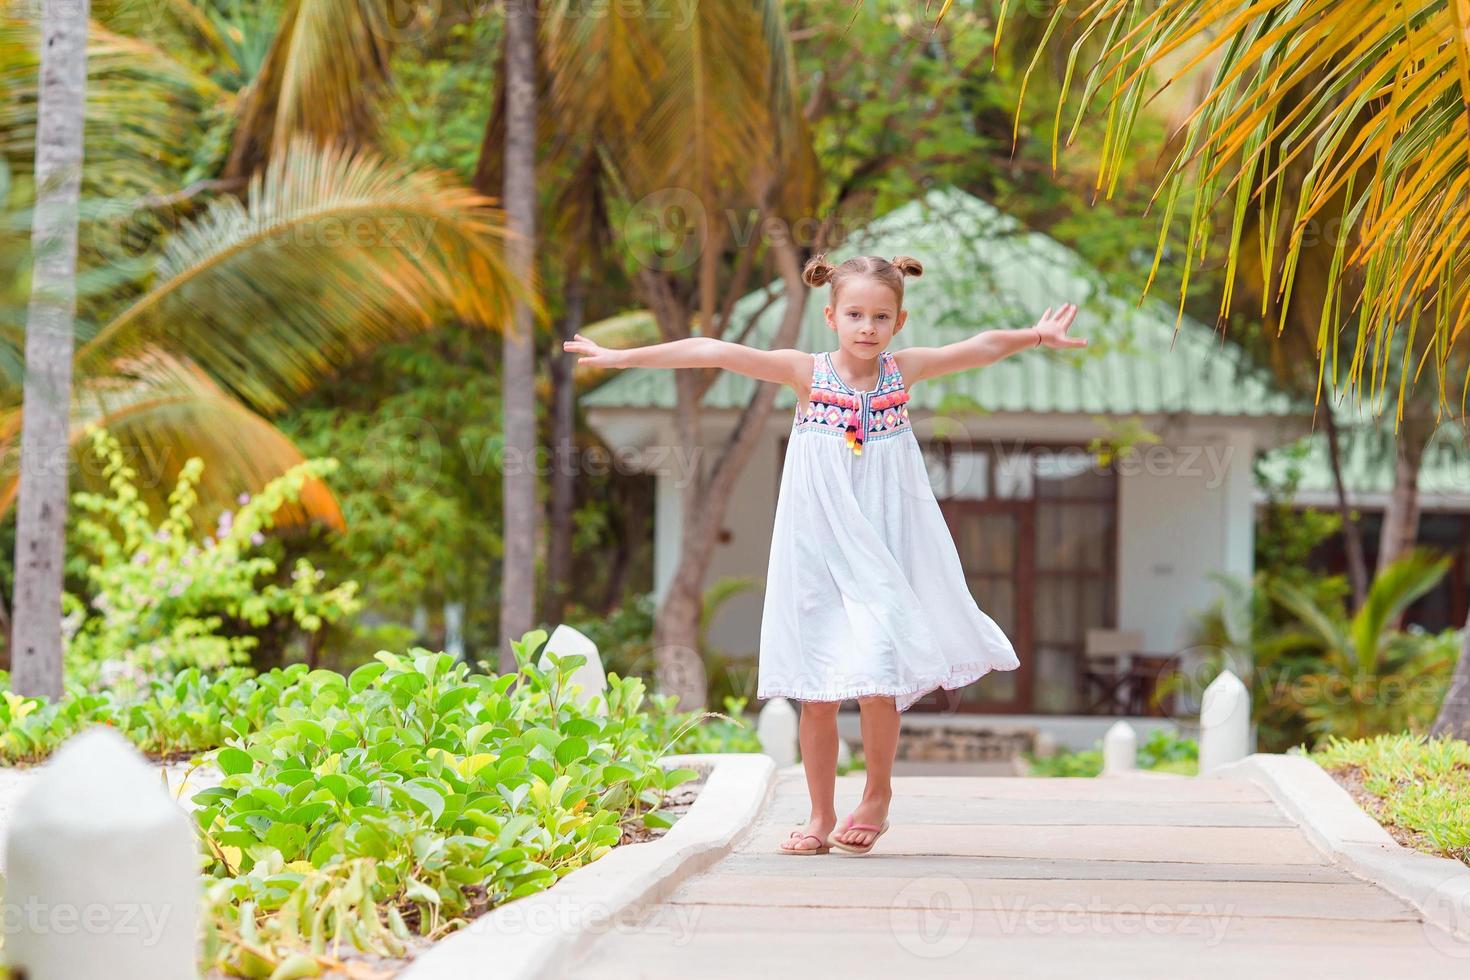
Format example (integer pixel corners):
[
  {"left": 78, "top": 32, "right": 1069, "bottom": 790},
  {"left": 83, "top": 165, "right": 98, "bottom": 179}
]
[
  {"left": 1256, "top": 417, "right": 1470, "bottom": 500},
  {"left": 582, "top": 186, "right": 1316, "bottom": 418}
]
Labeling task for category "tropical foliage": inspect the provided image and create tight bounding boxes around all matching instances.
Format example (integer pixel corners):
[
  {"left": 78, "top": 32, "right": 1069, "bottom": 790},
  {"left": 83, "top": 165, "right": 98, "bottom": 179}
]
[
  {"left": 1003, "top": 0, "right": 1470, "bottom": 420},
  {"left": 1025, "top": 728, "right": 1200, "bottom": 777},
  {"left": 60, "top": 427, "right": 360, "bottom": 695},
  {"left": 1312, "top": 732, "right": 1470, "bottom": 866},
  {"left": 0, "top": 632, "right": 721, "bottom": 975},
  {"left": 1179, "top": 550, "right": 1458, "bottom": 750}
]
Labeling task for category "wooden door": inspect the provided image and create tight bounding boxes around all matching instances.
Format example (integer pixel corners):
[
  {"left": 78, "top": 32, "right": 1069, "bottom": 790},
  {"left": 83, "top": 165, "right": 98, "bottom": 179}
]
[{"left": 925, "top": 500, "right": 1034, "bottom": 713}]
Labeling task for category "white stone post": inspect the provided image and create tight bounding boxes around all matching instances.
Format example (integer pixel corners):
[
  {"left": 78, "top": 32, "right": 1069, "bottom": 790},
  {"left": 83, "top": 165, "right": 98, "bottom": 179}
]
[
  {"left": 538, "top": 624, "right": 608, "bottom": 713},
  {"left": 1199, "top": 669, "right": 1251, "bottom": 773},
  {"left": 2, "top": 727, "right": 200, "bottom": 979},
  {"left": 757, "top": 697, "right": 799, "bottom": 767},
  {"left": 1101, "top": 720, "right": 1137, "bottom": 775}
]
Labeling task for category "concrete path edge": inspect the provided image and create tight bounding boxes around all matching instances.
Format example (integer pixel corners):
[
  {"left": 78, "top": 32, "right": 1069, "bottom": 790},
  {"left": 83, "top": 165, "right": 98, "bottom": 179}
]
[
  {"left": 403, "top": 751, "right": 777, "bottom": 980},
  {"left": 1207, "top": 752, "right": 1470, "bottom": 943}
]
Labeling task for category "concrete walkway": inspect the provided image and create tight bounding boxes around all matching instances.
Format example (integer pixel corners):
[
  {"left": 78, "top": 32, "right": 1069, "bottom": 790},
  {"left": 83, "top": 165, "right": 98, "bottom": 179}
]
[{"left": 564, "top": 771, "right": 1470, "bottom": 978}]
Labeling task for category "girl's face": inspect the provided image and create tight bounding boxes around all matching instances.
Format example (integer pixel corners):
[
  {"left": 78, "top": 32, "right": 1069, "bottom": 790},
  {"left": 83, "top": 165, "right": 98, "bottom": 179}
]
[{"left": 824, "top": 276, "right": 907, "bottom": 358}]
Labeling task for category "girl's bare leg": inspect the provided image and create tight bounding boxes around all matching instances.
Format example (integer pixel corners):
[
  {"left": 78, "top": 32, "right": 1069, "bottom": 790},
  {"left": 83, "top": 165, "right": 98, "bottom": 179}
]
[
  {"left": 779, "top": 699, "right": 841, "bottom": 852},
  {"left": 832, "top": 695, "right": 897, "bottom": 848}
]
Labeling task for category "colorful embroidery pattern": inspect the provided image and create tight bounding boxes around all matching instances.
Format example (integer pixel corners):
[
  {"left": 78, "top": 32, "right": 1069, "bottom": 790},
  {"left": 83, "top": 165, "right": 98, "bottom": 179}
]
[{"left": 793, "top": 351, "right": 912, "bottom": 454}]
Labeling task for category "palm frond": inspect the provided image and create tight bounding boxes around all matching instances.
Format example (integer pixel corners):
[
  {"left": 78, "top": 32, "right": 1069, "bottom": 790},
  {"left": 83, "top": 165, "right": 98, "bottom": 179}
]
[
  {"left": 1269, "top": 577, "right": 1351, "bottom": 660},
  {"left": 1348, "top": 547, "right": 1452, "bottom": 672},
  {"left": 73, "top": 135, "right": 522, "bottom": 415},
  {"left": 0, "top": 18, "right": 223, "bottom": 197},
  {"left": 1013, "top": 0, "right": 1470, "bottom": 422},
  {"left": 0, "top": 346, "right": 344, "bottom": 531},
  {"left": 224, "top": 0, "right": 399, "bottom": 177},
  {"left": 542, "top": 0, "right": 814, "bottom": 213}
]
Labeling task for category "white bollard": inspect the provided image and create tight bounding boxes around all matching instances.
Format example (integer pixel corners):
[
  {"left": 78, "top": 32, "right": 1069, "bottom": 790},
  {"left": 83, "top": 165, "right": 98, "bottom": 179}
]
[
  {"left": 2, "top": 727, "right": 200, "bottom": 979},
  {"left": 756, "top": 697, "right": 799, "bottom": 767},
  {"left": 538, "top": 624, "right": 609, "bottom": 714},
  {"left": 1101, "top": 720, "right": 1138, "bottom": 775},
  {"left": 836, "top": 736, "right": 852, "bottom": 769},
  {"left": 1033, "top": 731, "right": 1059, "bottom": 759},
  {"left": 1199, "top": 669, "right": 1251, "bottom": 773}
]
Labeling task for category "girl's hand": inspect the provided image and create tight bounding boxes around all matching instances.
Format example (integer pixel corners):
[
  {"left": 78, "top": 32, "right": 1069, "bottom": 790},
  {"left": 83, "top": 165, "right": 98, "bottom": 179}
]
[
  {"left": 1033, "top": 303, "right": 1086, "bottom": 349},
  {"left": 562, "top": 333, "right": 628, "bottom": 368}
]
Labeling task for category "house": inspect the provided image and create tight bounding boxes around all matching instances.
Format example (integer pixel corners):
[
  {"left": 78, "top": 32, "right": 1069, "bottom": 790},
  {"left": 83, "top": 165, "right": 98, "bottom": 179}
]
[{"left": 580, "top": 187, "right": 1460, "bottom": 749}]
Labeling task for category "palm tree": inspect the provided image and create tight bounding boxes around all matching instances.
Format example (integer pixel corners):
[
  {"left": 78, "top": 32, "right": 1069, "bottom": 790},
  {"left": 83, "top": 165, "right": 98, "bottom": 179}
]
[
  {"left": 0, "top": 136, "right": 520, "bottom": 515},
  {"left": 11, "top": 0, "right": 92, "bottom": 697},
  {"left": 1271, "top": 549, "right": 1454, "bottom": 742},
  {"left": 492, "top": 0, "right": 540, "bottom": 671},
  {"left": 3, "top": 0, "right": 526, "bottom": 673}
]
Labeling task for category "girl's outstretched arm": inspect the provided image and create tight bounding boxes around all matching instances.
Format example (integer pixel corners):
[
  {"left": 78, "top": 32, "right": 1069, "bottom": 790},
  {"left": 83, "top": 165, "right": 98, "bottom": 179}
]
[
  {"left": 562, "top": 334, "right": 811, "bottom": 388},
  {"left": 894, "top": 303, "right": 1084, "bottom": 385}
]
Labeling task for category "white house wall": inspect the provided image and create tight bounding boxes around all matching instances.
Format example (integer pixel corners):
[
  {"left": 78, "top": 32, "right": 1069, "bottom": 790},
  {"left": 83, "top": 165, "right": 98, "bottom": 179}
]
[{"left": 1117, "top": 427, "right": 1256, "bottom": 655}]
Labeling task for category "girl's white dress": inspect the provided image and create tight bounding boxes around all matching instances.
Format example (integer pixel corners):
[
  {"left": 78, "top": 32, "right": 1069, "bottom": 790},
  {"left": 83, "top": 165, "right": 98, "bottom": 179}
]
[{"left": 757, "top": 349, "right": 1020, "bottom": 712}]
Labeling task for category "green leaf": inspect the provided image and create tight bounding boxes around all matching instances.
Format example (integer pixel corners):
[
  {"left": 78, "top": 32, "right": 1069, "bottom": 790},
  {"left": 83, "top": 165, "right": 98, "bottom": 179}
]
[
  {"left": 348, "top": 662, "right": 387, "bottom": 693},
  {"left": 217, "top": 747, "right": 255, "bottom": 775},
  {"left": 555, "top": 737, "right": 590, "bottom": 767}
]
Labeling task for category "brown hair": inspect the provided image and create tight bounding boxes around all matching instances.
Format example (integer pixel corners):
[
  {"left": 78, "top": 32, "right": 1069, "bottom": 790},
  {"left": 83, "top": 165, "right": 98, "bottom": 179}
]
[{"left": 801, "top": 253, "right": 924, "bottom": 306}]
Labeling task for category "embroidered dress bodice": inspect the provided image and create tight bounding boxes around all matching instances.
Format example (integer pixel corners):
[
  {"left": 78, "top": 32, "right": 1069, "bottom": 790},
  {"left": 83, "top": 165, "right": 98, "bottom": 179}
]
[
  {"left": 756, "top": 347, "right": 1019, "bottom": 712},
  {"left": 795, "top": 351, "right": 912, "bottom": 455}
]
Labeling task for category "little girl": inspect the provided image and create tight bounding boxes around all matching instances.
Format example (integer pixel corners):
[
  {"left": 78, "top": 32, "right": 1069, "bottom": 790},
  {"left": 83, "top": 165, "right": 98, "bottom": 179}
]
[{"left": 564, "top": 253, "right": 1083, "bottom": 857}]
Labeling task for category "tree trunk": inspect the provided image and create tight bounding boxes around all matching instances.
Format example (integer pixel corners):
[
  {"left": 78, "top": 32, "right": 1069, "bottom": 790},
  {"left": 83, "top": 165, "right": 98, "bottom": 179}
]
[
  {"left": 1323, "top": 407, "right": 1368, "bottom": 611},
  {"left": 495, "top": 0, "right": 539, "bottom": 671},
  {"left": 11, "top": 0, "right": 91, "bottom": 699},
  {"left": 1429, "top": 607, "right": 1470, "bottom": 740},
  {"left": 648, "top": 238, "right": 809, "bottom": 711},
  {"left": 545, "top": 276, "right": 584, "bottom": 623}
]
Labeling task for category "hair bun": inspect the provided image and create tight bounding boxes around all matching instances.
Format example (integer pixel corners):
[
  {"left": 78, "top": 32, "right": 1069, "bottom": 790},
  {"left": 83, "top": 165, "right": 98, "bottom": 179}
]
[
  {"left": 802, "top": 254, "right": 836, "bottom": 287},
  {"left": 890, "top": 255, "right": 924, "bottom": 279}
]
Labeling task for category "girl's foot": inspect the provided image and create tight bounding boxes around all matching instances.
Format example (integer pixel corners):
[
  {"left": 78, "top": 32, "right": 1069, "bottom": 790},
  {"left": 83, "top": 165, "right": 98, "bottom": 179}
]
[
  {"left": 779, "top": 817, "right": 836, "bottom": 853},
  {"left": 831, "top": 792, "right": 891, "bottom": 849}
]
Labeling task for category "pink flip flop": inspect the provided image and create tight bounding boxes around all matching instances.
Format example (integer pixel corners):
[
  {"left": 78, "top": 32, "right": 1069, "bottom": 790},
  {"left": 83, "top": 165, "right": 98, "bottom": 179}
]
[
  {"left": 828, "top": 817, "right": 891, "bottom": 855},
  {"left": 778, "top": 829, "right": 832, "bottom": 855}
]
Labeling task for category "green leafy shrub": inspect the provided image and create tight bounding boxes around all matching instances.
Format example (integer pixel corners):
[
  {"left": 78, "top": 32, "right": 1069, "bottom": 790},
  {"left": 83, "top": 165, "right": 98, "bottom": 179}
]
[
  {"left": 194, "top": 630, "right": 699, "bottom": 975},
  {"left": 1169, "top": 550, "right": 1456, "bottom": 752},
  {"left": 1024, "top": 729, "right": 1199, "bottom": 777},
  {"left": 62, "top": 426, "right": 362, "bottom": 694},
  {"left": 0, "top": 665, "right": 324, "bottom": 765},
  {"left": 662, "top": 696, "right": 762, "bottom": 755}
]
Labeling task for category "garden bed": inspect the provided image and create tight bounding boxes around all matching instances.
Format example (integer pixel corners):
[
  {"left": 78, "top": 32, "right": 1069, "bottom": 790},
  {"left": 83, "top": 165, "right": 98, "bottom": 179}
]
[
  {"left": 1311, "top": 733, "right": 1470, "bottom": 868},
  {"left": 195, "top": 760, "right": 713, "bottom": 979},
  {"left": 0, "top": 630, "right": 741, "bottom": 977}
]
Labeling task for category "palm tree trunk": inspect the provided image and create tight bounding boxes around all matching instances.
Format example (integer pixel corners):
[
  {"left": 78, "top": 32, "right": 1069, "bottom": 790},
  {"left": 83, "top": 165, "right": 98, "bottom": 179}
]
[
  {"left": 1323, "top": 407, "right": 1368, "bottom": 610},
  {"left": 11, "top": 0, "right": 91, "bottom": 698},
  {"left": 1376, "top": 415, "right": 1429, "bottom": 572},
  {"left": 496, "top": 0, "right": 539, "bottom": 671},
  {"left": 1430, "top": 607, "right": 1470, "bottom": 740},
  {"left": 545, "top": 275, "right": 584, "bottom": 623}
]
